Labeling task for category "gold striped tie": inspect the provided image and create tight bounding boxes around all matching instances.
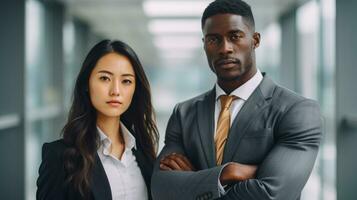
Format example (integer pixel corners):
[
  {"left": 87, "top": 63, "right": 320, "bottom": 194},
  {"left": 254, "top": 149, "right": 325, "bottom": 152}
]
[{"left": 215, "top": 95, "right": 236, "bottom": 165}]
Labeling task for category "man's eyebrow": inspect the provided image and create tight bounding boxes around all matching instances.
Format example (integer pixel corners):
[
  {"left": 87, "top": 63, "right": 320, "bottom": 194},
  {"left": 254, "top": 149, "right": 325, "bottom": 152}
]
[
  {"left": 229, "top": 29, "right": 244, "bottom": 34},
  {"left": 205, "top": 29, "right": 244, "bottom": 37},
  {"left": 204, "top": 33, "right": 220, "bottom": 37}
]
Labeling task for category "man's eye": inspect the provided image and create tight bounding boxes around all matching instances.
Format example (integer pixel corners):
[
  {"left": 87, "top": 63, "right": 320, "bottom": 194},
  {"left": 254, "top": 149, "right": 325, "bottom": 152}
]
[
  {"left": 206, "top": 37, "right": 219, "bottom": 44},
  {"left": 231, "top": 35, "right": 239, "bottom": 40},
  {"left": 231, "top": 33, "right": 242, "bottom": 40},
  {"left": 208, "top": 38, "right": 217, "bottom": 42}
]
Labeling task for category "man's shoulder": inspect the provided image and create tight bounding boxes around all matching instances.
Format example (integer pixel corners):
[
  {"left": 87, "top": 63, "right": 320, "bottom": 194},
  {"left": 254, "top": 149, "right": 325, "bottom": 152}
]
[
  {"left": 268, "top": 81, "right": 319, "bottom": 111},
  {"left": 274, "top": 84, "right": 304, "bottom": 101},
  {"left": 175, "top": 89, "right": 213, "bottom": 109},
  {"left": 167, "top": 89, "right": 214, "bottom": 118}
]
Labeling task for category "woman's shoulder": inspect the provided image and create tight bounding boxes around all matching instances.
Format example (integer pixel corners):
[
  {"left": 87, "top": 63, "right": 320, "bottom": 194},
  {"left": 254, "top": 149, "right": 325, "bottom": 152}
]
[{"left": 41, "top": 139, "right": 68, "bottom": 159}]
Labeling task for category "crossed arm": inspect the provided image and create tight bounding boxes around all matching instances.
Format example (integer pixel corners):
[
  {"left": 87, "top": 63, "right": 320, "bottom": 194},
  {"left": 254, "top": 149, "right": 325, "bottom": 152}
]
[
  {"left": 151, "top": 99, "right": 322, "bottom": 200},
  {"left": 160, "top": 153, "right": 257, "bottom": 186}
]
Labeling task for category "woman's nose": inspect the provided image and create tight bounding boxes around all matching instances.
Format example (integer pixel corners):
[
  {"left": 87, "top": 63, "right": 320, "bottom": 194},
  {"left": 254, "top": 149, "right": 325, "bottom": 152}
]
[{"left": 110, "top": 80, "right": 120, "bottom": 96}]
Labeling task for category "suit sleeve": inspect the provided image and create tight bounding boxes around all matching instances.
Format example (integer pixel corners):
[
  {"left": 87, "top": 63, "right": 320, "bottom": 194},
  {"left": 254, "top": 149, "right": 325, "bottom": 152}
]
[
  {"left": 219, "top": 99, "right": 323, "bottom": 200},
  {"left": 36, "top": 143, "right": 66, "bottom": 200},
  {"left": 151, "top": 104, "right": 226, "bottom": 200}
]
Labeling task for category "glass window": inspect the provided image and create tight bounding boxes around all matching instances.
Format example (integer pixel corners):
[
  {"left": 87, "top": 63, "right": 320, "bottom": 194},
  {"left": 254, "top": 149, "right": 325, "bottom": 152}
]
[
  {"left": 25, "top": 1, "right": 64, "bottom": 199},
  {"left": 297, "top": 0, "right": 336, "bottom": 200},
  {"left": 256, "top": 22, "right": 281, "bottom": 79}
]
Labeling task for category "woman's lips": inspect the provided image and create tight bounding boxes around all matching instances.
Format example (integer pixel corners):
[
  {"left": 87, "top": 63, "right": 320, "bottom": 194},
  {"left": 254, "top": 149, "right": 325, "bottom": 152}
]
[{"left": 106, "top": 100, "right": 122, "bottom": 107}]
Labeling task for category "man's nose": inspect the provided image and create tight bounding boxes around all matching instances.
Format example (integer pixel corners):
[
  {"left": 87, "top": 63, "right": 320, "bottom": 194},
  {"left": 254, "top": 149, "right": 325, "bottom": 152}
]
[{"left": 219, "top": 38, "right": 233, "bottom": 55}]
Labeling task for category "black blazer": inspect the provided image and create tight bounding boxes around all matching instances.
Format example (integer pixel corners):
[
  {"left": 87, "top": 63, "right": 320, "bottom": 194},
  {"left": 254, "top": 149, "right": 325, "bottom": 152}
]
[{"left": 36, "top": 138, "right": 153, "bottom": 200}]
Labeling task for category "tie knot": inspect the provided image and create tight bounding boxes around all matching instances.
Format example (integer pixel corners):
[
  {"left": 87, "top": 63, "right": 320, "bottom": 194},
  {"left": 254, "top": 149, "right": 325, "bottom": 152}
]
[{"left": 219, "top": 95, "right": 236, "bottom": 109}]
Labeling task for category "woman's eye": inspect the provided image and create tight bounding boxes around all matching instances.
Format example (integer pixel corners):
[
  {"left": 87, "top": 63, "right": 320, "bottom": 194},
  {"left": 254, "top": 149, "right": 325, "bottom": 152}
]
[
  {"left": 122, "top": 79, "right": 132, "bottom": 85},
  {"left": 99, "top": 76, "right": 110, "bottom": 81}
]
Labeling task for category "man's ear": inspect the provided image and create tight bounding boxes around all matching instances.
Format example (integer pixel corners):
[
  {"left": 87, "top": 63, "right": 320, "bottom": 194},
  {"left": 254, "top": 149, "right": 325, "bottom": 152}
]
[{"left": 253, "top": 32, "right": 261, "bottom": 49}]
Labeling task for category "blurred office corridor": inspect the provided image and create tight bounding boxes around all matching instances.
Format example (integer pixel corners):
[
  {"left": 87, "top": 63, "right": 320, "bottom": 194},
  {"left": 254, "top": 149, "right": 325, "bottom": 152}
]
[{"left": 1, "top": 0, "right": 356, "bottom": 199}]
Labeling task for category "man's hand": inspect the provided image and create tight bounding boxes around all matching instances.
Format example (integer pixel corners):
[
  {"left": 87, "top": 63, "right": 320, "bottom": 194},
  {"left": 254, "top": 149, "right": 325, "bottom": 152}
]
[
  {"left": 220, "top": 163, "right": 257, "bottom": 185},
  {"left": 160, "top": 153, "right": 196, "bottom": 171}
]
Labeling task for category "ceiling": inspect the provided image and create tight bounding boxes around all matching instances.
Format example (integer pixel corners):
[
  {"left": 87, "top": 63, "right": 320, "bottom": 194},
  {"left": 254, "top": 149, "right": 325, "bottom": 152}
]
[{"left": 58, "top": 0, "right": 305, "bottom": 68}]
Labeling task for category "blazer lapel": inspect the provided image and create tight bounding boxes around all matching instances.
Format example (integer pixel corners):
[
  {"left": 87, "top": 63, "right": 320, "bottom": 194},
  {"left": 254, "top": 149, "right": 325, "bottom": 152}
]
[
  {"left": 132, "top": 147, "right": 153, "bottom": 200},
  {"left": 197, "top": 88, "right": 216, "bottom": 168},
  {"left": 222, "top": 76, "right": 275, "bottom": 163},
  {"left": 91, "top": 153, "right": 112, "bottom": 200}
]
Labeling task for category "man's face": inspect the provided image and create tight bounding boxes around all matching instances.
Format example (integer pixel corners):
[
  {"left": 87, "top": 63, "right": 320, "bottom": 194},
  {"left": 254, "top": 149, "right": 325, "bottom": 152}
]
[{"left": 203, "top": 14, "right": 260, "bottom": 83}]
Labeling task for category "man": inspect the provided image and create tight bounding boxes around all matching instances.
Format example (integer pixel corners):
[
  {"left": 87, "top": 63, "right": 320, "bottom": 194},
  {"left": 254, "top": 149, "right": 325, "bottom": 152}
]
[{"left": 151, "top": 0, "right": 322, "bottom": 199}]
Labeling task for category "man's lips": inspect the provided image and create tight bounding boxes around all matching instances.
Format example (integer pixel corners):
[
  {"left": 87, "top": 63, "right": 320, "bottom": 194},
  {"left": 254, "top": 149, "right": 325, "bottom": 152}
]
[{"left": 215, "top": 58, "right": 239, "bottom": 68}]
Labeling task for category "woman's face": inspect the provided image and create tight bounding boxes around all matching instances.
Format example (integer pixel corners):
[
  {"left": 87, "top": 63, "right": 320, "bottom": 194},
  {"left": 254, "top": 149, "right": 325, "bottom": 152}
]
[{"left": 89, "top": 52, "right": 136, "bottom": 119}]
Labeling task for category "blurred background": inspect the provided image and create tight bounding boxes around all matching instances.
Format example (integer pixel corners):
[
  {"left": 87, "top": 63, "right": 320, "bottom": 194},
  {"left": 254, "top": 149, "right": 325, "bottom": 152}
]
[{"left": 0, "top": 0, "right": 356, "bottom": 199}]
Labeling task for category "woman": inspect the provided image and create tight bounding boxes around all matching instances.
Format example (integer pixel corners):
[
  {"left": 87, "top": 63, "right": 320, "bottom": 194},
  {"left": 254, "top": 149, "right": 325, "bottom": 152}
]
[{"left": 36, "top": 40, "right": 159, "bottom": 200}]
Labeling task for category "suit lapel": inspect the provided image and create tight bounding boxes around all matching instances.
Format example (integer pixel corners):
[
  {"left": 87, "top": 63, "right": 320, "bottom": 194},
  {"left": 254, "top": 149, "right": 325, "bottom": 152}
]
[
  {"left": 222, "top": 76, "right": 275, "bottom": 163},
  {"left": 197, "top": 89, "right": 216, "bottom": 168},
  {"left": 91, "top": 153, "right": 112, "bottom": 200}
]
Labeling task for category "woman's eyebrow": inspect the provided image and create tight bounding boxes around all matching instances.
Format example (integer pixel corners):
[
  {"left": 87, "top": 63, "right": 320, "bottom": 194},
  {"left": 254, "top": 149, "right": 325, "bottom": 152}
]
[
  {"left": 122, "top": 73, "right": 135, "bottom": 77},
  {"left": 97, "top": 70, "right": 113, "bottom": 75}
]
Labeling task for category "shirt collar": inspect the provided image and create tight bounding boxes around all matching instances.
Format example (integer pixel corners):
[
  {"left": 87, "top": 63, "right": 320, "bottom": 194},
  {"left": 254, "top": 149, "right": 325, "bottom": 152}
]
[
  {"left": 215, "top": 69, "right": 263, "bottom": 101},
  {"left": 97, "top": 121, "right": 137, "bottom": 151}
]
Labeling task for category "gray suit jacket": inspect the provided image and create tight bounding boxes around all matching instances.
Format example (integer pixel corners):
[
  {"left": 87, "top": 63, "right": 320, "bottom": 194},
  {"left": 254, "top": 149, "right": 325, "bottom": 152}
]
[{"left": 151, "top": 75, "right": 322, "bottom": 200}]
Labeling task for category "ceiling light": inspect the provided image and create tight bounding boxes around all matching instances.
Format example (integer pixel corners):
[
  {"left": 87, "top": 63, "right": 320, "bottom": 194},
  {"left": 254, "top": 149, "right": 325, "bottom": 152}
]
[
  {"left": 154, "top": 35, "right": 202, "bottom": 49},
  {"left": 143, "top": 1, "right": 210, "bottom": 17},
  {"left": 148, "top": 19, "right": 201, "bottom": 34},
  {"left": 159, "top": 49, "right": 196, "bottom": 59}
]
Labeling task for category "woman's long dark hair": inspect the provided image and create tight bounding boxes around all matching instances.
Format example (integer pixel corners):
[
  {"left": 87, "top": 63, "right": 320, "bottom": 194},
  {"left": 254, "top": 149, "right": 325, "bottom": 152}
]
[{"left": 62, "top": 39, "right": 159, "bottom": 198}]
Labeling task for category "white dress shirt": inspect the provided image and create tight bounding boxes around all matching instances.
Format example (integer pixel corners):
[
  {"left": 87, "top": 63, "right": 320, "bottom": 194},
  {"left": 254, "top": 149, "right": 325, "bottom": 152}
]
[
  {"left": 215, "top": 70, "right": 263, "bottom": 194},
  {"left": 214, "top": 70, "right": 263, "bottom": 136},
  {"left": 97, "top": 122, "right": 148, "bottom": 200}
]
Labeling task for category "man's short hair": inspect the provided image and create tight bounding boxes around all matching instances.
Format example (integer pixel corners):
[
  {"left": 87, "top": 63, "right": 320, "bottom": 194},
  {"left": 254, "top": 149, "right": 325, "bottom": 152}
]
[{"left": 201, "top": 0, "right": 255, "bottom": 30}]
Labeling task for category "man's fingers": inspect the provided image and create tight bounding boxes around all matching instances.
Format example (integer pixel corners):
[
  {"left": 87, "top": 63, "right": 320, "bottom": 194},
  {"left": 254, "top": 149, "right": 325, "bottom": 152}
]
[
  {"left": 160, "top": 153, "right": 196, "bottom": 171},
  {"left": 175, "top": 154, "right": 196, "bottom": 170},
  {"left": 160, "top": 163, "right": 173, "bottom": 171},
  {"left": 235, "top": 163, "right": 258, "bottom": 180},
  {"left": 246, "top": 165, "right": 258, "bottom": 178},
  {"left": 161, "top": 157, "right": 182, "bottom": 170},
  {"left": 168, "top": 155, "right": 191, "bottom": 171}
]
